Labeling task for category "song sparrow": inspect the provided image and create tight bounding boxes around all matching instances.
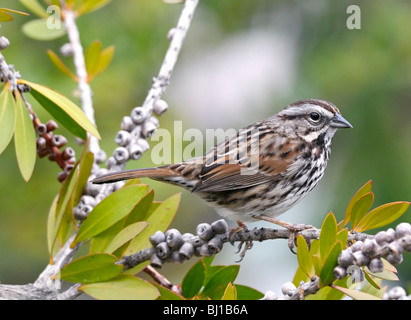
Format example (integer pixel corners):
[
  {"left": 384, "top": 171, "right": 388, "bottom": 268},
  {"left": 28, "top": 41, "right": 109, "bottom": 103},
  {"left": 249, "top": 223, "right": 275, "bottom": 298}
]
[{"left": 93, "top": 99, "right": 352, "bottom": 234}]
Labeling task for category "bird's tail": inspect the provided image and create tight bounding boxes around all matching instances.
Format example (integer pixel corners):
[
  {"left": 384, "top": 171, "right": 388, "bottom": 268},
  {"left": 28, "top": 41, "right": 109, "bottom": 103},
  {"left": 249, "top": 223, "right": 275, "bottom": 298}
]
[{"left": 92, "top": 166, "right": 174, "bottom": 184}]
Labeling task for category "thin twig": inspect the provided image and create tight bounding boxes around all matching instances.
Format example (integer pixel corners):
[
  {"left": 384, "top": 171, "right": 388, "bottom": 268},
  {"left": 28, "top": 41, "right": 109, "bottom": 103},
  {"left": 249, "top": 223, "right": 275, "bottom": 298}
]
[{"left": 61, "top": 1, "right": 100, "bottom": 155}]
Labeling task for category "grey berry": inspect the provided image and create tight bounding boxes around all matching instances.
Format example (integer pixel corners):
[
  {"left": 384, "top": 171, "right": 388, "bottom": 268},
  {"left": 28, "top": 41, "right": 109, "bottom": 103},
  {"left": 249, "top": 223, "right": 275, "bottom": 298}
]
[
  {"left": 113, "top": 147, "right": 129, "bottom": 163},
  {"left": 153, "top": 99, "right": 168, "bottom": 116},
  {"left": 156, "top": 242, "right": 171, "bottom": 259},
  {"left": 396, "top": 222, "right": 411, "bottom": 238},
  {"left": 368, "top": 258, "right": 384, "bottom": 273},
  {"left": 196, "top": 223, "right": 214, "bottom": 241},
  {"left": 165, "top": 229, "right": 184, "bottom": 249},
  {"left": 115, "top": 130, "right": 131, "bottom": 146},
  {"left": 211, "top": 219, "right": 228, "bottom": 234},
  {"left": 149, "top": 231, "right": 166, "bottom": 246},
  {"left": 130, "top": 107, "right": 147, "bottom": 124},
  {"left": 207, "top": 237, "right": 223, "bottom": 254},
  {"left": 338, "top": 249, "right": 355, "bottom": 268},
  {"left": 179, "top": 242, "right": 195, "bottom": 260}
]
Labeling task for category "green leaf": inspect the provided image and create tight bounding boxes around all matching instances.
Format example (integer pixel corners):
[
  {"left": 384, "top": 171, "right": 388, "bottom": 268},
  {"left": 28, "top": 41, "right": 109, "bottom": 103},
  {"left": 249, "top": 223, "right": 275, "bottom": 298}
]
[
  {"left": 182, "top": 259, "right": 206, "bottom": 299},
  {"left": 306, "top": 278, "right": 347, "bottom": 300},
  {"left": 221, "top": 283, "right": 237, "bottom": 300},
  {"left": 104, "top": 221, "right": 148, "bottom": 254},
  {"left": 47, "top": 49, "right": 77, "bottom": 82},
  {"left": 201, "top": 265, "right": 240, "bottom": 300},
  {"left": 19, "top": 79, "right": 100, "bottom": 140},
  {"left": 87, "top": 44, "right": 115, "bottom": 82},
  {"left": 0, "top": 7, "right": 29, "bottom": 16},
  {"left": 296, "top": 235, "right": 312, "bottom": 279},
  {"left": 59, "top": 253, "right": 123, "bottom": 284},
  {"left": 124, "top": 190, "right": 154, "bottom": 225},
  {"left": 50, "top": 165, "right": 79, "bottom": 257},
  {"left": 89, "top": 185, "right": 149, "bottom": 254},
  {"left": 85, "top": 40, "right": 102, "bottom": 78},
  {"left": 47, "top": 195, "right": 59, "bottom": 256},
  {"left": 152, "top": 282, "right": 184, "bottom": 300},
  {"left": 0, "top": 84, "right": 15, "bottom": 155},
  {"left": 319, "top": 212, "right": 337, "bottom": 259},
  {"left": 124, "top": 193, "right": 181, "bottom": 274},
  {"left": 76, "top": 0, "right": 112, "bottom": 16},
  {"left": 337, "top": 228, "right": 348, "bottom": 247},
  {"left": 350, "top": 192, "right": 374, "bottom": 230},
  {"left": 363, "top": 268, "right": 381, "bottom": 290},
  {"left": 0, "top": 10, "right": 13, "bottom": 22},
  {"left": 74, "top": 185, "right": 149, "bottom": 245},
  {"left": 354, "top": 201, "right": 410, "bottom": 232},
  {"left": 14, "top": 91, "right": 36, "bottom": 181},
  {"left": 332, "top": 285, "right": 381, "bottom": 300},
  {"left": 235, "top": 285, "right": 264, "bottom": 300},
  {"left": 342, "top": 180, "right": 373, "bottom": 227},
  {"left": 71, "top": 151, "right": 94, "bottom": 205},
  {"left": 319, "top": 240, "right": 343, "bottom": 287},
  {"left": 19, "top": 0, "right": 48, "bottom": 18},
  {"left": 22, "top": 18, "right": 66, "bottom": 41},
  {"left": 80, "top": 274, "right": 159, "bottom": 300}
]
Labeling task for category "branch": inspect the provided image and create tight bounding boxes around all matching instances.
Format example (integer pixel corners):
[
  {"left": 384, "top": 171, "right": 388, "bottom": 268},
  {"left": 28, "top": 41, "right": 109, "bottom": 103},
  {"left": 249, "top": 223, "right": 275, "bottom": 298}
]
[
  {"left": 118, "top": 219, "right": 373, "bottom": 270},
  {"left": 61, "top": 1, "right": 101, "bottom": 155}
]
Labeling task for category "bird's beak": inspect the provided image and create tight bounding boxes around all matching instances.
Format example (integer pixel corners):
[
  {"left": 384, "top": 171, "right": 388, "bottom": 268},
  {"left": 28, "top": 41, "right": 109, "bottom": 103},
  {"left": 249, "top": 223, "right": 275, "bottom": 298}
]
[{"left": 330, "top": 114, "right": 353, "bottom": 129}]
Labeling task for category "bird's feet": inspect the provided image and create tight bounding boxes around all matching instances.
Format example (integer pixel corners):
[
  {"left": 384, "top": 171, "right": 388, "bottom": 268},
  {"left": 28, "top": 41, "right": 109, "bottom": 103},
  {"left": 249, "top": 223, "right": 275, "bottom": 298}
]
[
  {"left": 228, "top": 221, "right": 253, "bottom": 262},
  {"left": 256, "top": 215, "right": 314, "bottom": 253}
]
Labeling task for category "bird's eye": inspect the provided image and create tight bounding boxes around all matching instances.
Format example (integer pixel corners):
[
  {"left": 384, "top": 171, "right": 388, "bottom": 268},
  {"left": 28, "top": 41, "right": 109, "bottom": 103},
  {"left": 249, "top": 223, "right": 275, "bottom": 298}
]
[{"left": 309, "top": 112, "right": 321, "bottom": 122}]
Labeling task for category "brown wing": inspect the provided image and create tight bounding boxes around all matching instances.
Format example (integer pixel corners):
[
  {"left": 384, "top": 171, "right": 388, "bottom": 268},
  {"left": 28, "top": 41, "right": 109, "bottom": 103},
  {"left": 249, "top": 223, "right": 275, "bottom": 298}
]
[{"left": 193, "top": 126, "right": 297, "bottom": 193}]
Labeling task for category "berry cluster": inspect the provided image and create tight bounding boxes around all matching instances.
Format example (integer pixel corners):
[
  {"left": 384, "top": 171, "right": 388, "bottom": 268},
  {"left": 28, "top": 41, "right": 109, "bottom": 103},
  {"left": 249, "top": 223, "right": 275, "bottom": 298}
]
[
  {"left": 34, "top": 118, "right": 77, "bottom": 182},
  {"left": 148, "top": 219, "right": 229, "bottom": 268},
  {"left": 74, "top": 101, "right": 168, "bottom": 220},
  {"left": 334, "top": 222, "right": 411, "bottom": 279},
  {"left": 107, "top": 101, "right": 167, "bottom": 172}
]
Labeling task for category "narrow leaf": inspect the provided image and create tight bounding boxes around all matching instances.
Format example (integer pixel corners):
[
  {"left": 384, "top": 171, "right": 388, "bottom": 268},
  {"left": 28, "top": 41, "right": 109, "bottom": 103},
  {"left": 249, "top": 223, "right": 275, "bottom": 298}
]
[
  {"left": 47, "top": 49, "right": 77, "bottom": 81},
  {"left": 89, "top": 185, "right": 149, "bottom": 254},
  {"left": 104, "top": 221, "right": 148, "bottom": 254},
  {"left": 152, "top": 282, "right": 184, "bottom": 300},
  {"left": 88, "top": 45, "right": 115, "bottom": 82},
  {"left": 354, "top": 201, "right": 410, "bottom": 232},
  {"left": 221, "top": 283, "right": 237, "bottom": 300},
  {"left": 74, "top": 185, "right": 149, "bottom": 245},
  {"left": 296, "top": 235, "right": 312, "bottom": 278},
  {"left": 47, "top": 195, "right": 59, "bottom": 256},
  {"left": 0, "top": 8, "right": 29, "bottom": 16},
  {"left": 182, "top": 259, "right": 206, "bottom": 299},
  {"left": 85, "top": 40, "right": 102, "bottom": 77},
  {"left": 363, "top": 268, "right": 380, "bottom": 290},
  {"left": 332, "top": 285, "right": 381, "bottom": 300},
  {"left": 235, "top": 285, "right": 264, "bottom": 300},
  {"left": 80, "top": 274, "right": 159, "bottom": 300},
  {"left": 124, "top": 193, "right": 181, "bottom": 273},
  {"left": 319, "top": 212, "right": 337, "bottom": 259},
  {"left": 18, "top": 79, "right": 100, "bottom": 140},
  {"left": 14, "top": 91, "right": 36, "bottom": 181},
  {"left": 319, "top": 240, "right": 343, "bottom": 287},
  {"left": 343, "top": 180, "right": 373, "bottom": 227},
  {"left": 350, "top": 192, "right": 374, "bottom": 230},
  {"left": 19, "top": 0, "right": 48, "bottom": 17},
  {"left": 201, "top": 265, "right": 240, "bottom": 300},
  {"left": 59, "top": 253, "right": 123, "bottom": 284},
  {"left": 0, "top": 84, "right": 15, "bottom": 154},
  {"left": 0, "top": 10, "right": 13, "bottom": 22},
  {"left": 50, "top": 166, "right": 79, "bottom": 258},
  {"left": 76, "top": 0, "right": 112, "bottom": 16}
]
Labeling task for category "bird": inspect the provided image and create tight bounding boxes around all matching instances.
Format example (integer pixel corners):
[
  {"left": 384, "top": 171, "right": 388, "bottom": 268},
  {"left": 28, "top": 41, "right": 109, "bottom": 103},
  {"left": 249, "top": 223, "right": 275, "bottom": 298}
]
[{"left": 93, "top": 99, "right": 352, "bottom": 245}]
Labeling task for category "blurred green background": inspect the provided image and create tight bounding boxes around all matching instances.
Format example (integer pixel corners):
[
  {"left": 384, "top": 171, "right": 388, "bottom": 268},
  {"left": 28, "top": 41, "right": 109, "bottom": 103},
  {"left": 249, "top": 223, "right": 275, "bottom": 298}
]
[{"left": 0, "top": 0, "right": 410, "bottom": 296}]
